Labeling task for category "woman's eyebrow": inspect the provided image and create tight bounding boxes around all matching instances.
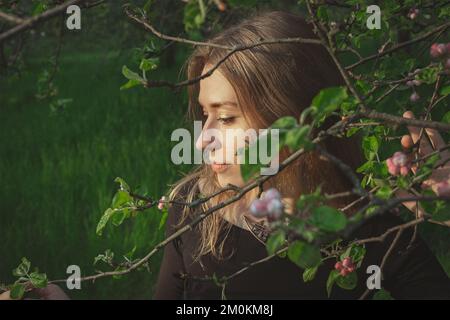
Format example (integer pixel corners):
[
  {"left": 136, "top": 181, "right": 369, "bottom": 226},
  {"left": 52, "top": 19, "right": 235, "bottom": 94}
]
[{"left": 198, "top": 100, "right": 238, "bottom": 108}]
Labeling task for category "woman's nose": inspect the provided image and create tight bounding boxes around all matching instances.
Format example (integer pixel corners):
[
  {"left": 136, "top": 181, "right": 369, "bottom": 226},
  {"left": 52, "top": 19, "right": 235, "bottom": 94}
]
[{"left": 195, "top": 128, "right": 222, "bottom": 152}]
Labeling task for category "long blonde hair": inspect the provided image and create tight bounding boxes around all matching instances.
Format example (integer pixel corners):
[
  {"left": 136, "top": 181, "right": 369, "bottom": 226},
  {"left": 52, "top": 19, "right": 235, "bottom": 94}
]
[{"left": 168, "top": 10, "right": 364, "bottom": 262}]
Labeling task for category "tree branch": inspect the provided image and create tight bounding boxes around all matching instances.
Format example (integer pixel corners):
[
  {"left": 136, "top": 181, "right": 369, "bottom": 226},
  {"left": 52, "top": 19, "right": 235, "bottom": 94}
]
[
  {"left": 0, "top": 0, "right": 86, "bottom": 44},
  {"left": 346, "top": 21, "right": 450, "bottom": 70}
]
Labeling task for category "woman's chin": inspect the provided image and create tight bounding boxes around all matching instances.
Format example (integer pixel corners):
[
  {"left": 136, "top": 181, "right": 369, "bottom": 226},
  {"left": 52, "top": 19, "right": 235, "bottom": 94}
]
[{"left": 216, "top": 167, "right": 244, "bottom": 188}]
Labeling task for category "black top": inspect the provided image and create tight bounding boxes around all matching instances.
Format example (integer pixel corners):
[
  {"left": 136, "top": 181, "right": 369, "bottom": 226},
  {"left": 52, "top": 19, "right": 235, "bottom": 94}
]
[{"left": 153, "top": 188, "right": 450, "bottom": 300}]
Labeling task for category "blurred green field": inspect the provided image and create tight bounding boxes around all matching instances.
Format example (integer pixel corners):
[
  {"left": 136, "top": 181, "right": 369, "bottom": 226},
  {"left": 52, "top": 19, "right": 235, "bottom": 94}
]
[{"left": 0, "top": 46, "right": 192, "bottom": 299}]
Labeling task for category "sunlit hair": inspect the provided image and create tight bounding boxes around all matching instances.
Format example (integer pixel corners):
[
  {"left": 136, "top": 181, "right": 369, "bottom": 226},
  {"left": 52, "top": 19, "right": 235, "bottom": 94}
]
[{"left": 168, "top": 10, "right": 364, "bottom": 263}]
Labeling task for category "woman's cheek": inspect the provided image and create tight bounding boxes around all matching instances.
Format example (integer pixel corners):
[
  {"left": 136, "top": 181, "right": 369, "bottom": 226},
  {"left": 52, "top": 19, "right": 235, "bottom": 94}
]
[{"left": 227, "top": 164, "right": 245, "bottom": 186}]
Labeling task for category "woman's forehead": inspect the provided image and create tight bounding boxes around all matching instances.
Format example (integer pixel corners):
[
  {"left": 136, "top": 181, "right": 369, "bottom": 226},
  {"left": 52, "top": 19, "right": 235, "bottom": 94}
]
[{"left": 199, "top": 65, "right": 237, "bottom": 105}]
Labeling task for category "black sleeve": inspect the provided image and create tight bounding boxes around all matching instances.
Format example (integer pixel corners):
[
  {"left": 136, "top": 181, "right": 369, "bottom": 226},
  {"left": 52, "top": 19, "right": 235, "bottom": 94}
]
[
  {"left": 355, "top": 213, "right": 450, "bottom": 300},
  {"left": 152, "top": 198, "right": 187, "bottom": 300}
]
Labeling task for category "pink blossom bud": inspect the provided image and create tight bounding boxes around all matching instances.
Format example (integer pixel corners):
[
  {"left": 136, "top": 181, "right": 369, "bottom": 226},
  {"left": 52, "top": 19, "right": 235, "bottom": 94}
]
[
  {"left": 445, "top": 58, "right": 450, "bottom": 70},
  {"left": 430, "top": 43, "right": 447, "bottom": 59},
  {"left": 392, "top": 151, "right": 409, "bottom": 167},
  {"left": 347, "top": 266, "right": 355, "bottom": 273},
  {"left": 436, "top": 180, "right": 450, "bottom": 197},
  {"left": 400, "top": 166, "right": 410, "bottom": 176},
  {"left": 386, "top": 157, "right": 400, "bottom": 176},
  {"left": 340, "top": 268, "right": 350, "bottom": 277},
  {"left": 407, "top": 8, "right": 419, "bottom": 20},
  {"left": 266, "top": 198, "right": 283, "bottom": 221},
  {"left": 157, "top": 196, "right": 166, "bottom": 210},
  {"left": 263, "top": 188, "right": 281, "bottom": 202},
  {"left": 249, "top": 199, "right": 269, "bottom": 218},
  {"left": 342, "top": 257, "right": 353, "bottom": 268},
  {"left": 410, "top": 92, "right": 420, "bottom": 103}
]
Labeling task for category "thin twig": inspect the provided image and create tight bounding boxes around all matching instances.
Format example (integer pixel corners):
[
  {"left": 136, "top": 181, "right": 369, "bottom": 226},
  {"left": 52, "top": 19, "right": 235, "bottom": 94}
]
[
  {"left": 0, "top": 0, "right": 86, "bottom": 44},
  {"left": 346, "top": 21, "right": 450, "bottom": 70}
]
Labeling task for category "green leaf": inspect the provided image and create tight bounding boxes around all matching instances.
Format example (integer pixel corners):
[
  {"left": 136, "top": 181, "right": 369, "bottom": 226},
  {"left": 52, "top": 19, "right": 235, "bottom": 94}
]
[
  {"left": 13, "top": 257, "right": 31, "bottom": 277},
  {"left": 373, "top": 288, "right": 394, "bottom": 300},
  {"left": 375, "top": 185, "right": 393, "bottom": 200},
  {"left": 29, "top": 272, "right": 48, "bottom": 288},
  {"left": 96, "top": 208, "right": 114, "bottom": 236},
  {"left": 111, "top": 208, "right": 131, "bottom": 227},
  {"left": 287, "top": 241, "right": 321, "bottom": 269},
  {"left": 326, "top": 269, "right": 339, "bottom": 297},
  {"left": 139, "top": 58, "right": 159, "bottom": 72},
  {"left": 10, "top": 283, "right": 26, "bottom": 300},
  {"left": 396, "top": 175, "right": 410, "bottom": 189},
  {"left": 271, "top": 116, "right": 298, "bottom": 130},
  {"left": 285, "top": 126, "right": 314, "bottom": 152},
  {"left": 112, "top": 190, "right": 132, "bottom": 208},
  {"left": 288, "top": 217, "right": 318, "bottom": 243},
  {"left": 114, "top": 177, "right": 131, "bottom": 192},
  {"left": 442, "top": 111, "right": 450, "bottom": 124},
  {"left": 124, "top": 246, "right": 137, "bottom": 261},
  {"left": 316, "top": 6, "right": 329, "bottom": 20},
  {"left": 122, "top": 65, "right": 144, "bottom": 82},
  {"left": 415, "top": 154, "right": 439, "bottom": 180},
  {"left": 159, "top": 207, "right": 169, "bottom": 230},
  {"left": 309, "top": 206, "right": 347, "bottom": 232},
  {"left": 303, "top": 265, "right": 319, "bottom": 282},
  {"left": 336, "top": 272, "right": 357, "bottom": 290},
  {"left": 296, "top": 188, "right": 323, "bottom": 211},
  {"left": 421, "top": 196, "right": 450, "bottom": 221},
  {"left": 183, "top": 0, "right": 205, "bottom": 32},
  {"left": 356, "top": 160, "right": 373, "bottom": 174},
  {"left": 194, "top": 14, "right": 204, "bottom": 26},
  {"left": 341, "top": 244, "right": 366, "bottom": 265},
  {"left": 362, "top": 136, "right": 379, "bottom": 161},
  {"left": 239, "top": 146, "right": 261, "bottom": 182},
  {"left": 266, "top": 230, "right": 286, "bottom": 255},
  {"left": 32, "top": 3, "right": 48, "bottom": 16},
  {"left": 94, "top": 249, "right": 114, "bottom": 266},
  {"left": 341, "top": 96, "right": 358, "bottom": 114},
  {"left": 120, "top": 79, "right": 141, "bottom": 91},
  {"left": 310, "top": 87, "right": 348, "bottom": 123},
  {"left": 417, "top": 66, "right": 439, "bottom": 84},
  {"left": 439, "top": 85, "right": 450, "bottom": 96},
  {"left": 239, "top": 129, "right": 280, "bottom": 182},
  {"left": 112, "top": 266, "right": 126, "bottom": 280}
]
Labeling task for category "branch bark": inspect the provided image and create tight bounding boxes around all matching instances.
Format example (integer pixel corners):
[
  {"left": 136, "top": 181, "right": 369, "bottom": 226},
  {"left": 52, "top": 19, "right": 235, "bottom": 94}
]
[{"left": 0, "top": 0, "right": 86, "bottom": 44}]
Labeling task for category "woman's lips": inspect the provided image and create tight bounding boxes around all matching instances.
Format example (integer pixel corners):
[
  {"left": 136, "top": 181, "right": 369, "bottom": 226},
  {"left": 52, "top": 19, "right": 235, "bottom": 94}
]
[{"left": 211, "top": 162, "right": 230, "bottom": 173}]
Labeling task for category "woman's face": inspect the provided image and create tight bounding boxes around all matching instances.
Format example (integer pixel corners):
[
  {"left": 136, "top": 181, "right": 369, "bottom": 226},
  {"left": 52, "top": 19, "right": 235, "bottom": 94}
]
[{"left": 196, "top": 63, "right": 252, "bottom": 187}]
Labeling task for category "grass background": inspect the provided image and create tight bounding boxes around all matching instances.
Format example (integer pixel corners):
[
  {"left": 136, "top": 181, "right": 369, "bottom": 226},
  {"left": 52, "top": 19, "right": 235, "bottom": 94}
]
[{"left": 0, "top": 43, "right": 193, "bottom": 298}]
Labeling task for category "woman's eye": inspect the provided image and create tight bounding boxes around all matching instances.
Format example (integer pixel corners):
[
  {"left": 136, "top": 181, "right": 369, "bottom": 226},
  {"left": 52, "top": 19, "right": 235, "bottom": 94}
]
[{"left": 217, "top": 116, "right": 235, "bottom": 125}]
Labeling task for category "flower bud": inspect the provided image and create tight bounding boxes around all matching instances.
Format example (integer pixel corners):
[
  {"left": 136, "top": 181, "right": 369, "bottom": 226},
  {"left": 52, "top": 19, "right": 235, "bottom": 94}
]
[
  {"left": 430, "top": 43, "right": 447, "bottom": 59},
  {"left": 410, "top": 92, "right": 420, "bottom": 103}
]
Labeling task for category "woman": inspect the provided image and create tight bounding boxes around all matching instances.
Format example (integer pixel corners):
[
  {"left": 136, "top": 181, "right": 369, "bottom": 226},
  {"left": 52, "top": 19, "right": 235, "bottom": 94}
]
[{"left": 153, "top": 11, "right": 450, "bottom": 299}]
